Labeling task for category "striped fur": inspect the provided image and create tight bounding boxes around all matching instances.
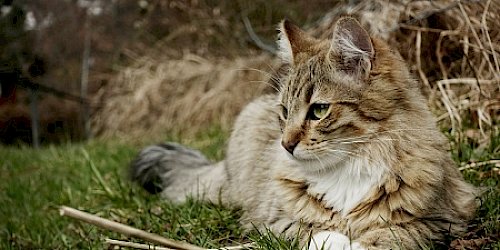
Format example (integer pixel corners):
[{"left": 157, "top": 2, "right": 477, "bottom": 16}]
[{"left": 131, "top": 17, "right": 477, "bottom": 249}]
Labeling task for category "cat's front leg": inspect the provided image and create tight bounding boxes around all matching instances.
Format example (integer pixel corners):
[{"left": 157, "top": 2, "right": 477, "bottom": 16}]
[{"left": 308, "top": 231, "right": 365, "bottom": 250}]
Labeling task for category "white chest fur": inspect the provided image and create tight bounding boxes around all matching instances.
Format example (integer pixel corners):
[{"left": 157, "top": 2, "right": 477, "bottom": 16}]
[{"left": 306, "top": 154, "right": 388, "bottom": 217}]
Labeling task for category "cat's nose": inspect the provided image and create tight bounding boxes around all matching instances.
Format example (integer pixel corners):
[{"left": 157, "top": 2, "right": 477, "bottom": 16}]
[{"left": 281, "top": 139, "right": 299, "bottom": 155}]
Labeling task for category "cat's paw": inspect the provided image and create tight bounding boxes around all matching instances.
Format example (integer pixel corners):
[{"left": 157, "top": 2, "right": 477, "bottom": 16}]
[{"left": 308, "top": 231, "right": 365, "bottom": 250}]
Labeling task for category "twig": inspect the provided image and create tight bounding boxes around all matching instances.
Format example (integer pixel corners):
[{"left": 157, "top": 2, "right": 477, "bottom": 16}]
[
  {"left": 436, "top": 78, "right": 499, "bottom": 86},
  {"left": 106, "top": 239, "right": 174, "bottom": 250},
  {"left": 436, "top": 30, "right": 462, "bottom": 80},
  {"left": 399, "top": 23, "right": 449, "bottom": 33},
  {"left": 59, "top": 206, "right": 205, "bottom": 250},
  {"left": 216, "top": 243, "right": 256, "bottom": 250},
  {"left": 415, "top": 31, "right": 430, "bottom": 89},
  {"left": 458, "top": 41, "right": 499, "bottom": 55},
  {"left": 437, "top": 80, "right": 461, "bottom": 133},
  {"left": 459, "top": 160, "right": 500, "bottom": 171},
  {"left": 436, "top": 32, "right": 448, "bottom": 80},
  {"left": 106, "top": 239, "right": 256, "bottom": 250}
]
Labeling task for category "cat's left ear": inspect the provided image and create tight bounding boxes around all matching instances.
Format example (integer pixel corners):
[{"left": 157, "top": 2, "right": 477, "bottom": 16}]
[{"left": 330, "top": 17, "right": 374, "bottom": 79}]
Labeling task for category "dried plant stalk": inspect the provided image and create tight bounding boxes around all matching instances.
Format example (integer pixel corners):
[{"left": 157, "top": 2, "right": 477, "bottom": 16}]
[
  {"left": 106, "top": 239, "right": 174, "bottom": 250},
  {"left": 59, "top": 206, "right": 204, "bottom": 250},
  {"left": 106, "top": 239, "right": 256, "bottom": 250}
]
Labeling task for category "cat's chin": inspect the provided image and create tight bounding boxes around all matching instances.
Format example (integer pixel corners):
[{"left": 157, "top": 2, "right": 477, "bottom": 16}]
[{"left": 281, "top": 148, "right": 348, "bottom": 172}]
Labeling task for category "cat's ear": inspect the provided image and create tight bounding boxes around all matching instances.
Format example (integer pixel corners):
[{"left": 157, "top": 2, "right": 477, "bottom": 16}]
[
  {"left": 277, "top": 19, "right": 316, "bottom": 65},
  {"left": 330, "top": 17, "right": 374, "bottom": 78}
]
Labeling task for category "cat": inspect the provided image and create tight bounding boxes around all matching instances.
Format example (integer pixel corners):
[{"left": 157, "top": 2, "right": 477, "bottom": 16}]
[{"left": 130, "top": 17, "right": 477, "bottom": 250}]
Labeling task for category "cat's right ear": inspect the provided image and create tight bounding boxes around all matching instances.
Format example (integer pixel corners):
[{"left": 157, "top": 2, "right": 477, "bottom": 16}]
[{"left": 277, "top": 20, "right": 316, "bottom": 65}]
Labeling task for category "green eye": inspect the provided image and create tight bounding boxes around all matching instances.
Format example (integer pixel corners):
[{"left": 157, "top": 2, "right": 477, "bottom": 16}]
[{"left": 308, "top": 103, "right": 330, "bottom": 120}]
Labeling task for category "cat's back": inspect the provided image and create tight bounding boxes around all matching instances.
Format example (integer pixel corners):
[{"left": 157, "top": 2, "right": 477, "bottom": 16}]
[{"left": 224, "top": 94, "right": 282, "bottom": 207}]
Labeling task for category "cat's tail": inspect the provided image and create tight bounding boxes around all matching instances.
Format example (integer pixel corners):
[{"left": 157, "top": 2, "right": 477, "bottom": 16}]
[{"left": 130, "top": 142, "right": 228, "bottom": 203}]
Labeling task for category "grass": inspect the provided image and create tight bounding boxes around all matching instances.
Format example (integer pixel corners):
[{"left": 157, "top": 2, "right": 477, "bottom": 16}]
[
  {"left": 447, "top": 130, "right": 500, "bottom": 249},
  {"left": 1, "top": 127, "right": 498, "bottom": 249},
  {"left": 0, "top": 129, "right": 247, "bottom": 249}
]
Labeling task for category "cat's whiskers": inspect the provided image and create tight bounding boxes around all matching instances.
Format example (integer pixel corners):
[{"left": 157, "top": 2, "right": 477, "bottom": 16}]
[
  {"left": 367, "top": 128, "right": 437, "bottom": 136},
  {"left": 309, "top": 150, "right": 328, "bottom": 172},
  {"left": 234, "top": 67, "right": 283, "bottom": 92},
  {"left": 315, "top": 147, "right": 361, "bottom": 168},
  {"left": 247, "top": 80, "right": 281, "bottom": 92},
  {"left": 311, "top": 151, "right": 349, "bottom": 175},
  {"left": 240, "top": 62, "right": 281, "bottom": 78},
  {"left": 326, "top": 138, "right": 413, "bottom": 145},
  {"left": 322, "top": 128, "right": 437, "bottom": 145},
  {"left": 234, "top": 67, "right": 273, "bottom": 78},
  {"left": 318, "top": 146, "right": 385, "bottom": 172},
  {"left": 319, "top": 148, "right": 359, "bottom": 156}
]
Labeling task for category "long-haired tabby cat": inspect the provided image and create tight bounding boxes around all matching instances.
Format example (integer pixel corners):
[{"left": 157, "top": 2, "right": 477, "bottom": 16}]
[{"left": 130, "top": 17, "right": 477, "bottom": 249}]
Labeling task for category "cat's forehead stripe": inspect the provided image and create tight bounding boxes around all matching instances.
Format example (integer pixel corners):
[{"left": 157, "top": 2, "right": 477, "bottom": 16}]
[{"left": 285, "top": 61, "right": 325, "bottom": 104}]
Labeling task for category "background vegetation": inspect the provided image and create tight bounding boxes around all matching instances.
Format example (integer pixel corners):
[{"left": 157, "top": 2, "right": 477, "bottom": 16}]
[{"left": 0, "top": 0, "right": 498, "bottom": 249}]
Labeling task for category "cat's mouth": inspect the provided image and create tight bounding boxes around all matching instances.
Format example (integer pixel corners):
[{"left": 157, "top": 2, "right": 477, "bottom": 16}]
[
  {"left": 280, "top": 145, "right": 351, "bottom": 171},
  {"left": 284, "top": 150, "right": 311, "bottom": 162}
]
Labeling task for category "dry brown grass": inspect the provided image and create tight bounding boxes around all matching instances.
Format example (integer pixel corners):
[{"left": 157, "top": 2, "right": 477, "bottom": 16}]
[
  {"left": 312, "top": 0, "right": 499, "bottom": 145},
  {"left": 396, "top": 0, "right": 499, "bottom": 146},
  {"left": 92, "top": 54, "right": 279, "bottom": 139},
  {"left": 93, "top": 0, "right": 499, "bottom": 145}
]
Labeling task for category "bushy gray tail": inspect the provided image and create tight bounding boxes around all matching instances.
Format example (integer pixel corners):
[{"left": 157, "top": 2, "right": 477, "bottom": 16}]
[
  {"left": 130, "top": 142, "right": 227, "bottom": 203},
  {"left": 130, "top": 142, "right": 211, "bottom": 194}
]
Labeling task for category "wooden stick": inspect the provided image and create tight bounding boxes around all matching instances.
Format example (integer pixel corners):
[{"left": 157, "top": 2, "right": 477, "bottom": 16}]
[
  {"left": 59, "top": 206, "right": 204, "bottom": 250},
  {"left": 106, "top": 239, "right": 255, "bottom": 250},
  {"left": 106, "top": 239, "right": 173, "bottom": 250}
]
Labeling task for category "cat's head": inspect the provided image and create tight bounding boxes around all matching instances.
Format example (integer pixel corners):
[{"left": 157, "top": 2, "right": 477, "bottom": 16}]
[{"left": 277, "top": 17, "right": 417, "bottom": 171}]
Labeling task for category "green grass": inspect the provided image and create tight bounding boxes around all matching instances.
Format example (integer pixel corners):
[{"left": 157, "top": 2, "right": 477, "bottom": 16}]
[
  {"left": 1, "top": 128, "right": 498, "bottom": 249},
  {"left": 448, "top": 131, "right": 500, "bottom": 249},
  {"left": 0, "top": 129, "right": 248, "bottom": 249}
]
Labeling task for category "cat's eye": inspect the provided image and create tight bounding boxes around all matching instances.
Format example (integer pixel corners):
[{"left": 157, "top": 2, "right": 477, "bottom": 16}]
[
  {"left": 308, "top": 103, "right": 330, "bottom": 120},
  {"left": 281, "top": 105, "right": 288, "bottom": 120}
]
